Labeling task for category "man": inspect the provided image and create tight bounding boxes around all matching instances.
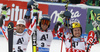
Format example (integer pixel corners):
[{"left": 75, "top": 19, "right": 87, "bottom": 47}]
[
  {"left": 65, "top": 22, "right": 85, "bottom": 52},
  {"left": 13, "top": 19, "right": 34, "bottom": 52},
  {"left": 55, "top": 10, "right": 86, "bottom": 52},
  {"left": 0, "top": 18, "right": 35, "bottom": 52},
  {"left": 0, "top": 1, "right": 37, "bottom": 52},
  {"left": 25, "top": 11, "right": 56, "bottom": 52},
  {"left": 36, "top": 15, "right": 56, "bottom": 52},
  {"left": 25, "top": 1, "right": 56, "bottom": 52}
]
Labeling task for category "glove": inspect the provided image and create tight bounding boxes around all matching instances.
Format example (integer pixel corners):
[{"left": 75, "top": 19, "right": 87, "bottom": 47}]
[
  {"left": 57, "top": 17, "right": 64, "bottom": 25},
  {"left": 92, "top": 21, "right": 99, "bottom": 28},
  {"left": 54, "top": 22, "right": 62, "bottom": 33},
  {"left": 27, "top": 1, "right": 39, "bottom": 10},
  {"left": 59, "top": 11, "right": 65, "bottom": 18},
  {"left": 25, "top": 1, "right": 39, "bottom": 19},
  {"left": 27, "top": 0, "right": 35, "bottom": 9},
  {"left": 0, "top": 15, "right": 5, "bottom": 27},
  {"left": 1, "top": 5, "right": 10, "bottom": 18},
  {"left": 2, "top": 5, "right": 10, "bottom": 11},
  {"left": 33, "top": 2, "right": 39, "bottom": 10}
]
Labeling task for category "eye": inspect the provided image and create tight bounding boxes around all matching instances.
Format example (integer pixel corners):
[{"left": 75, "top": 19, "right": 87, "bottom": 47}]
[
  {"left": 75, "top": 30, "right": 77, "bottom": 31},
  {"left": 18, "top": 25, "right": 21, "bottom": 27},
  {"left": 22, "top": 25, "right": 25, "bottom": 27},
  {"left": 78, "top": 29, "right": 81, "bottom": 31}
]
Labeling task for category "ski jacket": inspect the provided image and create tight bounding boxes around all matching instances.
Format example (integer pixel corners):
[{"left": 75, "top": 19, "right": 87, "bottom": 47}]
[
  {"left": 36, "top": 26, "right": 56, "bottom": 52},
  {"left": 0, "top": 17, "right": 36, "bottom": 52},
  {"left": 57, "top": 27, "right": 85, "bottom": 52}
]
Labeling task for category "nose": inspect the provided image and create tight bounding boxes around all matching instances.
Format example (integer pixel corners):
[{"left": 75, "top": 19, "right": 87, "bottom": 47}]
[
  {"left": 75, "top": 30, "right": 79, "bottom": 34},
  {"left": 43, "top": 24, "right": 47, "bottom": 26},
  {"left": 19, "top": 25, "right": 24, "bottom": 28}
]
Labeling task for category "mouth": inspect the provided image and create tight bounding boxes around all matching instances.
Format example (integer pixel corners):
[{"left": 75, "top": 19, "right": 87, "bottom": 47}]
[
  {"left": 75, "top": 34, "right": 80, "bottom": 37},
  {"left": 76, "top": 34, "right": 79, "bottom": 35},
  {"left": 19, "top": 29, "right": 23, "bottom": 31}
]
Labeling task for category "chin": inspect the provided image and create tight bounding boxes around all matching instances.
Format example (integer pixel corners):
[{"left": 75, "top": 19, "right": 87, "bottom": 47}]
[
  {"left": 18, "top": 32, "right": 23, "bottom": 33},
  {"left": 17, "top": 31, "right": 23, "bottom": 33},
  {"left": 42, "top": 29, "right": 46, "bottom": 31}
]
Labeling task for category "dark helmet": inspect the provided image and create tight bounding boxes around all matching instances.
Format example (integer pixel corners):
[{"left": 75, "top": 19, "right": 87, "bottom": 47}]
[{"left": 39, "top": 14, "right": 51, "bottom": 28}]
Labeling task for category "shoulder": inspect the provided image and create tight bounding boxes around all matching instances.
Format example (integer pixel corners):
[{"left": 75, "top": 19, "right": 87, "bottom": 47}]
[
  {"left": 37, "top": 26, "right": 40, "bottom": 30},
  {"left": 47, "top": 30, "right": 52, "bottom": 32}
]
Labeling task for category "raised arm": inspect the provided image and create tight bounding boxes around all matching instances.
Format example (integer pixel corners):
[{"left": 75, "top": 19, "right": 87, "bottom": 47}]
[
  {"left": 0, "top": 5, "right": 10, "bottom": 40},
  {"left": 24, "top": 1, "right": 39, "bottom": 35}
]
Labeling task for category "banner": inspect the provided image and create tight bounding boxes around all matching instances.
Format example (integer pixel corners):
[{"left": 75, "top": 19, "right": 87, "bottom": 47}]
[
  {"left": 48, "top": 5, "right": 87, "bottom": 34},
  {"left": 0, "top": 0, "right": 30, "bottom": 2},
  {"left": 86, "top": 8, "right": 100, "bottom": 34},
  {"left": 0, "top": 1, "right": 27, "bottom": 27}
]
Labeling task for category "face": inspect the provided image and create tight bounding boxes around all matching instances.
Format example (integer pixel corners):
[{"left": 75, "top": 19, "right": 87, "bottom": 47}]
[
  {"left": 16, "top": 24, "right": 25, "bottom": 33},
  {"left": 41, "top": 24, "right": 48, "bottom": 31},
  {"left": 73, "top": 27, "right": 81, "bottom": 37}
]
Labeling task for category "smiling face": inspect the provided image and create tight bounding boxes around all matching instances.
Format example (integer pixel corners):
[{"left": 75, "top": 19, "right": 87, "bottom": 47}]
[
  {"left": 73, "top": 27, "right": 81, "bottom": 37},
  {"left": 16, "top": 24, "right": 25, "bottom": 33},
  {"left": 40, "top": 19, "right": 50, "bottom": 31},
  {"left": 41, "top": 24, "right": 48, "bottom": 31}
]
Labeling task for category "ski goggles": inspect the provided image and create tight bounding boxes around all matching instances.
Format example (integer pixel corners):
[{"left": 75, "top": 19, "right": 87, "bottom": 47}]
[{"left": 41, "top": 20, "right": 50, "bottom": 26}]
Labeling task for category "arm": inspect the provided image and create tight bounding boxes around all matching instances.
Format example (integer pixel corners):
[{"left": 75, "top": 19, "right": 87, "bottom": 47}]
[
  {"left": 52, "top": 11, "right": 66, "bottom": 39},
  {"left": 0, "top": 5, "right": 10, "bottom": 40},
  {"left": 25, "top": 1, "right": 39, "bottom": 36},
  {"left": 24, "top": 0, "right": 39, "bottom": 28},
  {"left": 0, "top": 15, "right": 5, "bottom": 27},
  {"left": 24, "top": 1, "right": 33, "bottom": 28}
]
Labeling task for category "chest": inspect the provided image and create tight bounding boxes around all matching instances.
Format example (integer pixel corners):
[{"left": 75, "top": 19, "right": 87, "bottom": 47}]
[
  {"left": 13, "top": 35, "right": 30, "bottom": 45},
  {"left": 37, "top": 30, "right": 53, "bottom": 41},
  {"left": 65, "top": 40, "right": 85, "bottom": 50}
]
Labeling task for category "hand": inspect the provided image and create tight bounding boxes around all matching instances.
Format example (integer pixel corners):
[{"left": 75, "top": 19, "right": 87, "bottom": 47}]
[
  {"left": 0, "top": 15, "right": 5, "bottom": 27},
  {"left": 1, "top": 5, "right": 10, "bottom": 18},
  {"left": 92, "top": 21, "right": 99, "bottom": 28},
  {"left": 54, "top": 22, "right": 62, "bottom": 33},
  {"left": 27, "top": 1, "right": 39, "bottom": 10},
  {"left": 2, "top": 5, "right": 10, "bottom": 11},
  {"left": 59, "top": 11, "right": 65, "bottom": 18},
  {"left": 27, "top": 0, "right": 35, "bottom": 9},
  {"left": 32, "top": 2, "right": 39, "bottom": 10},
  {"left": 57, "top": 17, "right": 64, "bottom": 25}
]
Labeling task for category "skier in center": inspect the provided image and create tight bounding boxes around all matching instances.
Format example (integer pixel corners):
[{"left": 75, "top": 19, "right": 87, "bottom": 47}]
[
  {"left": 36, "top": 15, "right": 57, "bottom": 52},
  {"left": 25, "top": 9, "right": 56, "bottom": 52},
  {"left": 24, "top": 1, "right": 56, "bottom": 52}
]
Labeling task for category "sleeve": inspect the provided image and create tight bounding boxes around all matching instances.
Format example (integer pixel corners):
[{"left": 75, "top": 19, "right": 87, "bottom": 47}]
[
  {"left": 24, "top": 8, "right": 31, "bottom": 28},
  {"left": 85, "top": 34, "right": 99, "bottom": 52},
  {"left": 92, "top": 34, "right": 99, "bottom": 44},
  {"left": 27, "top": 16, "right": 36, "bottom": 36},
  {"left": 52, "top": 29, "right": 56, "bottom": 37},
  {"left": 56, "top": 26, "right": 64, "bottom": 39},
  {"left": 0, "top": 14, "right": 8, "bottom": 40},
  {"left": 0, "top": 22, "right": 8, "bottom": 40}
]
